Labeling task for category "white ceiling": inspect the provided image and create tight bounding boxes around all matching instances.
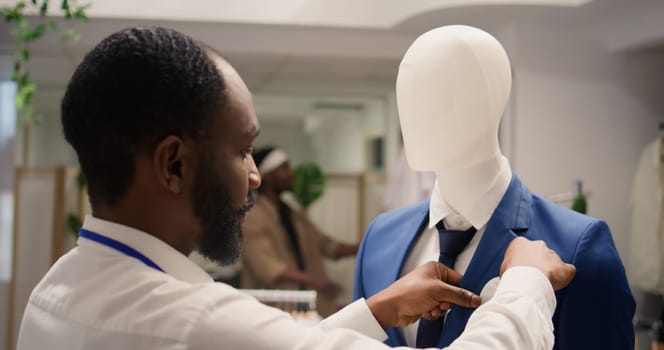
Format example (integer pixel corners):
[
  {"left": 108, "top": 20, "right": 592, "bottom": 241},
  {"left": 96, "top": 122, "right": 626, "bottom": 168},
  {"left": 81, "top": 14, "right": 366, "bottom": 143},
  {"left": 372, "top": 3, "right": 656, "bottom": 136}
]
[{"left": 1, "top": 0, "right": 663, "bottom": 114}]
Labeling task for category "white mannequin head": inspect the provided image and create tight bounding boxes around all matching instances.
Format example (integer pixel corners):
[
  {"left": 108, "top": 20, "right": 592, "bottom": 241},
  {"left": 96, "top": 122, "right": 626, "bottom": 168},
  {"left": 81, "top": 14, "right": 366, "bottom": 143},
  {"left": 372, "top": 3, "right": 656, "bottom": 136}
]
[{"left": 396, "top": 25, "right": 512, "bottom": 172}]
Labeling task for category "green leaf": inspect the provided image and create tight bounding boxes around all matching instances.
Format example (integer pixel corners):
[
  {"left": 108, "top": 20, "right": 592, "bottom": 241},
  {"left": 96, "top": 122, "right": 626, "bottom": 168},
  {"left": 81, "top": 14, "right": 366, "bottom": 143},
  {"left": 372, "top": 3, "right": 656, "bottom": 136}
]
[
  {"left": 12, "top": 59, "right": 22, "bottom": 82},
  {"left": 61, "top": 27, "right": 75, "bottom": 42},
  {"left": 18, "top": 19, "right": 33, "bottom": 40},
  {"left": 74, "top": 8, "right": 88, "bottom": 22},
  {"left": 19, "top": 18, "right": 29, "bottom": 30},
  {"left": 39, "top": 1, "right": 48, "bottom": 16},
  {"left": 61, "top": 27, "right": 81, "bottom": 42},
  {"left": 31, "top": 0, "right": 37, "bottom": 5},
  {"left": 31, "top": 23, "right": 47, "bottom": 40},
  {"left": 66, "top": 213, "right": 82, "bottom": 235},
  {"left": 20, "top": 72, "right": 30, "bottom": 86},
  {"left": 15, "top": 94, "right": 25, "bottom": 109},
  {"left": 61, "top": 0, "right": 71, "bottom": 18},
  {"left": 20, "top": 48, "right": 30, "bottom": 61},
  {"left": 292, "top": 163, "right": 326, "bottom": 208},
  {"left": 4, "top": 6, "right": 23, "bottom": 22},
  {"left": 19, "top": 82, "right": 37, "bottom": 106}
]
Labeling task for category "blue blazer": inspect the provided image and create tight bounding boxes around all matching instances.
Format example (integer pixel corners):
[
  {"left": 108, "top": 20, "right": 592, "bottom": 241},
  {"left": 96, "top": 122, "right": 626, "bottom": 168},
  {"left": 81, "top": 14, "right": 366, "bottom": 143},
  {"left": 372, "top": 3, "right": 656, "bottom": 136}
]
[{"left": 354, "top": 175, "right": 635, "bottom": 349}]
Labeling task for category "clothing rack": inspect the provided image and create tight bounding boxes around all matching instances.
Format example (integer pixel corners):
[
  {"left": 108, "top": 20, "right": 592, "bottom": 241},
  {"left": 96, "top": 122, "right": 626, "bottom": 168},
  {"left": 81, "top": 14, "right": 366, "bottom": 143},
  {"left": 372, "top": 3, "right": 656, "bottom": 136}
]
[{"left": 240, "top": 289, "right": 321, "bottom": 323}]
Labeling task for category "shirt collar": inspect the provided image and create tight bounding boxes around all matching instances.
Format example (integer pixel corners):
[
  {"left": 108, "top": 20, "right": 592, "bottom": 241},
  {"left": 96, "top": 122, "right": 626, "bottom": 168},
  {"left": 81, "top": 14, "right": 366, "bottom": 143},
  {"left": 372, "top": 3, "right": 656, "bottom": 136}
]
[
  {"left": 428, "top": 181, "right": 455, "bottom": 229},
  {"left": 79, "top": 215, "right": 213, "bottom": 284},
  {"left": 429, "top": 155, "right": 512, "bottom": 230},
  {"left": 428, "top": 162, "right": 510, "bottom": 231}
]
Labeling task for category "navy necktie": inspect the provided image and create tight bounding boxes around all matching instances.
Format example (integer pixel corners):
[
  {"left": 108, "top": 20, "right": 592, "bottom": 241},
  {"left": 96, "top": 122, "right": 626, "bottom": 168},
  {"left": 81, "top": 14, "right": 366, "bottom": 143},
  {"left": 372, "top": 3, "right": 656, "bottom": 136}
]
[{"left": 415, "top": 220, "right": 476, "bottom": 348}]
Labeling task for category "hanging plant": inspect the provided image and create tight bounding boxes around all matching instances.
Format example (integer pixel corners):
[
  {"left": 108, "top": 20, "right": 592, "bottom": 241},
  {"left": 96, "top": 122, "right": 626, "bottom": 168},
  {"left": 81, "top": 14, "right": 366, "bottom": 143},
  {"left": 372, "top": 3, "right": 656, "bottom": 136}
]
[
  {"left": 292, "top": 163, "right": 326, "bottom": 209},
  {"left": 1, "top": 0, "right": 90, "bottom": 162},
  {"left": 66, "top": 171, "right": 86, "bottom": 236}
]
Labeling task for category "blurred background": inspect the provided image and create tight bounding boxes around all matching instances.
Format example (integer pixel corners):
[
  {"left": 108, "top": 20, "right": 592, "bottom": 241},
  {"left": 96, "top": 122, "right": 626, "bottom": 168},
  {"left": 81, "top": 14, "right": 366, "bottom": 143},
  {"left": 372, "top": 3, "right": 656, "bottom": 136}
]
[{"left": 1, "top": 0, "right": 664, "bottom": 348}]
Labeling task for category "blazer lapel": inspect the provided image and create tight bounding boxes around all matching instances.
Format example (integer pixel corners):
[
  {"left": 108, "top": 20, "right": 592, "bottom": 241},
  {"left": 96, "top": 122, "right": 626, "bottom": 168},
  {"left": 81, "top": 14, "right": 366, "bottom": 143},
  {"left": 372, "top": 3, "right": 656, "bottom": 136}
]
[
  {"left": 438, "top": 175, "right": 533, "bottom": 348},
  {"left": 383, "top": 202, "right": 429, "bottom": 346}
]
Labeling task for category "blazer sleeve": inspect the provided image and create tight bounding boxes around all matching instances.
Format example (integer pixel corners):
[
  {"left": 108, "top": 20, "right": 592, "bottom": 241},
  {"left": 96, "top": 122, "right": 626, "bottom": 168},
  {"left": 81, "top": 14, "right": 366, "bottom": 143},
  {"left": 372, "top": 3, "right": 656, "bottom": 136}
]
[
  {"left": 554, "top": 220, "right": 635, "bottom": 350},
  {"left": 241, "top": 212, "right": 290, "bottom": 286}
]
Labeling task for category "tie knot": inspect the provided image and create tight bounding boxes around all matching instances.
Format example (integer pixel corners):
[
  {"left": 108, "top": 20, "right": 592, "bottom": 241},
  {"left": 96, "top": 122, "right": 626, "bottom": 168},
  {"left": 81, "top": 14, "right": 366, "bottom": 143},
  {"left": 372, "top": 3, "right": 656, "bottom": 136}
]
[{"left": 435, "top": 221, "right": 476, "bottom": 268}]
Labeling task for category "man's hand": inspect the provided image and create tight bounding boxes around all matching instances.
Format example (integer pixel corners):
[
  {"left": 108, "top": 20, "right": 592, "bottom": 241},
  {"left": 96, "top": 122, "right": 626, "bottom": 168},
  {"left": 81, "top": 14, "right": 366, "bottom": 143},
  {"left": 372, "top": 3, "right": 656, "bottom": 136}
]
[
  {"left": 366, "top": 261, "right": 481, "bottom": 329},
  {"left": 500, "top": 237, "right": 576, "bottom": 290}
]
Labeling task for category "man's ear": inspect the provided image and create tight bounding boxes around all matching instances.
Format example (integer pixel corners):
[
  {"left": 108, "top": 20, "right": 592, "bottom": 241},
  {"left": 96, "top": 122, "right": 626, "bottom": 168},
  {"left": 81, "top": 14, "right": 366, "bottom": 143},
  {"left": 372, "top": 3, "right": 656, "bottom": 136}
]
[{"left": 153, "top": 135, "right": 189, "bottom": 194}]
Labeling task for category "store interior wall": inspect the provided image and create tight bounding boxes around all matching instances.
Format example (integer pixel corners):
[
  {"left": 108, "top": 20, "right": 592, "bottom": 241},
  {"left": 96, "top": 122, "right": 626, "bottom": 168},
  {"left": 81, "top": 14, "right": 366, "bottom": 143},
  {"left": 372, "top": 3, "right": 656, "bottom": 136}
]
[{"left": 504, "top": 21, "right": 664, "bottom": 259}]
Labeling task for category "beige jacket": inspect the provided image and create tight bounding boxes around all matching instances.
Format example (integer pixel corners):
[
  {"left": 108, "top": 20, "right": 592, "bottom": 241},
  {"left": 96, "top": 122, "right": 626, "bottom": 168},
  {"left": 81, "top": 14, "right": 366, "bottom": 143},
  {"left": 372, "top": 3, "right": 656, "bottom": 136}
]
[{"left": 241, "top": 195, "right": 340, "bottom": 316}]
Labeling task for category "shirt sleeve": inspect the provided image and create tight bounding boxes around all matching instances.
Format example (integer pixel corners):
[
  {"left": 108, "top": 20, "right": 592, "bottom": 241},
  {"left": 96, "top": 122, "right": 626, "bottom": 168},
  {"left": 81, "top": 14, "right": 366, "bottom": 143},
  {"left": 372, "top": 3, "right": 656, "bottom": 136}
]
[
  {"left": 188, "top": 267, "right": 555, "bottom": 350},
  {"left": 442, "top": 266, "right": 556, "bottom": 350},
  {"left": 320, "top": 298, "right": 388, "bottom": 341}
]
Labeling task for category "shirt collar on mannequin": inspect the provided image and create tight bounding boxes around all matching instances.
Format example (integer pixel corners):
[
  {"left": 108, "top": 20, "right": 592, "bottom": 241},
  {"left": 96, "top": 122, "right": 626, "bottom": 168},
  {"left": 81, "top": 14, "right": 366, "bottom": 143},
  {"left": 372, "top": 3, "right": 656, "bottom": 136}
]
[{"left": 429, "top": 155, "right": 512, "bottom": 230}]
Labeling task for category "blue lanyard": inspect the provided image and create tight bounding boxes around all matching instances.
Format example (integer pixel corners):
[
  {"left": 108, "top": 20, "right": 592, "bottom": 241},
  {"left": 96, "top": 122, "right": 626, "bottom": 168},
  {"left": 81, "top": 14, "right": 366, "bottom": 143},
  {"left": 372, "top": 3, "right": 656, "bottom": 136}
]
[{"left": 79, "top": 228, "right": 164, "bottom": 272}]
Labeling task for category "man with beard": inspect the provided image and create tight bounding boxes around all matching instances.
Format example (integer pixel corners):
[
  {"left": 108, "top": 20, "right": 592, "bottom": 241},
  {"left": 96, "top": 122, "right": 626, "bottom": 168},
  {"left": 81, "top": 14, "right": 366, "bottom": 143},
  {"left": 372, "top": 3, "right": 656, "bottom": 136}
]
[
  {"left": 241, "top": 146, "right": 358, "bottom": 317},
  {"left": 17, "top": 26, "right": 576, "bottom": 350}
]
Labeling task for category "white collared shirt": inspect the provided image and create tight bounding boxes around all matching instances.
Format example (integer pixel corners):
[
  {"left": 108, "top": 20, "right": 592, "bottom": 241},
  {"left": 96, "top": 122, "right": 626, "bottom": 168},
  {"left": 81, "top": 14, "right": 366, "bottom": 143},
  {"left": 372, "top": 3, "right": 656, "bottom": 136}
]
[
  {"left": 400, "top": 179, "right": 508, "bottom": 346},
  {"left": 17, "top": 215, "right": 554, "bottom": 350}
]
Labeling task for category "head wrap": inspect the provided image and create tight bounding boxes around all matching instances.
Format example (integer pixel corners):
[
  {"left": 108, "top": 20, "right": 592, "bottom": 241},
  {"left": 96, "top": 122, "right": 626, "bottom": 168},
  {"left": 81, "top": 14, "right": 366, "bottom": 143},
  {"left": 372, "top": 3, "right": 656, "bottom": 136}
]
[{"left": 253, "top": 146, "right": 289, "bottom": 176}]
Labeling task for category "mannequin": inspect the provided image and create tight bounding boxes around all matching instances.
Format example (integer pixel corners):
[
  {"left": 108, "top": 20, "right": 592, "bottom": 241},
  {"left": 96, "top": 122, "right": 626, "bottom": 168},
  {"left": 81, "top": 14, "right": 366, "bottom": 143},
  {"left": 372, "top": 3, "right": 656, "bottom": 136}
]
[
  {"left": 354, "top": 25, "right": 635, "bottom": 349},
  {"left": 397, "top": 25, "right": 511, "bottom": 228}
]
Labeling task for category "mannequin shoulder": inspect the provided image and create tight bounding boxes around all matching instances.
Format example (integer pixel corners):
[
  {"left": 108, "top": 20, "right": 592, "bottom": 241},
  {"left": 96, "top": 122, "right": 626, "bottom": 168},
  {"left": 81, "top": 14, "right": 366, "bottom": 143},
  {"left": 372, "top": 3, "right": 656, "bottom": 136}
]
[
  {"left": 364, "top": 200, "right": 429, "bottom": 235},
  {"left": 528, "top": 194, "right": 612, "bottom": 253}
]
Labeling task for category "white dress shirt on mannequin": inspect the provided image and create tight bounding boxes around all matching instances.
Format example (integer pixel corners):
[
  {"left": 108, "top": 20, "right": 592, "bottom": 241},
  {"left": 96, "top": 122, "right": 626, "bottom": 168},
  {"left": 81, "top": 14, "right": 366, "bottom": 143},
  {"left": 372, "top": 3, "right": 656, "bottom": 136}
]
[{"left": 400, "top": 159, "right": 510, "bottom": 346}]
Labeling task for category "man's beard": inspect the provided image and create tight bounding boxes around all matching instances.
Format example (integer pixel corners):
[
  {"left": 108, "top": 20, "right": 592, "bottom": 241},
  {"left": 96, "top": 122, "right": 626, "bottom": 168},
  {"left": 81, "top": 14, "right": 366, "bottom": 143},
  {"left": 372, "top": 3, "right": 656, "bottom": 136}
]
[{"left": 193, "top": 163, "right": 254, "bottom": 265}]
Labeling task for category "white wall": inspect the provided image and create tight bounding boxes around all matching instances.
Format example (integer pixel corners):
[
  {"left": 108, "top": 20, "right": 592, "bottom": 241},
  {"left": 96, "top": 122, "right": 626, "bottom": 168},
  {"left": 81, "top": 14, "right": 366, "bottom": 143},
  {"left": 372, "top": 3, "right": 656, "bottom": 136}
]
[
  {"left": 13, "top": 90, "right": 78, "bottom": 168},
  {"left": 254, "top": 119, "right": 314, "bottom": 164},
  {"left": 310, "top": 113, "right": 366, "bottom": 173},
  {"left": 505, "top": 21, "right": 664, "bottom": 259}
]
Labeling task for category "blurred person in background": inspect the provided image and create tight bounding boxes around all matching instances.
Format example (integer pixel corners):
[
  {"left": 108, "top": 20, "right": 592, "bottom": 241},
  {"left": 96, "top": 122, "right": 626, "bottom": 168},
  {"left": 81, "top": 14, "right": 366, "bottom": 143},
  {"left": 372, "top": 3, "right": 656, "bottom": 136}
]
[{"left": 241, "top": 146, "right": 358, "bottom": 316}]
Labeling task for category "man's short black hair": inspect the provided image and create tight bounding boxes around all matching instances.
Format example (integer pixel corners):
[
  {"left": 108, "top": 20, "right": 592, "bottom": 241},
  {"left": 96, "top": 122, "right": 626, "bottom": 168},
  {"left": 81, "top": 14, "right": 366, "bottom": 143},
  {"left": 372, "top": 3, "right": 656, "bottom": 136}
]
[{"left": 62, "top": 26, "right": 226, "bottom": 207}]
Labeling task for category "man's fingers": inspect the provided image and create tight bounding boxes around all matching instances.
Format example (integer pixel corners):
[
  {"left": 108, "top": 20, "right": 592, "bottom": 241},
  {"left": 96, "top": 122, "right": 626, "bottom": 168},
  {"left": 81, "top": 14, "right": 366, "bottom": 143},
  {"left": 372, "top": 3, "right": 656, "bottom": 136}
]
[
  {"left": 551, "top": 263, "right": 577, "bottom": 290},
  {"left": 421, "top": 311, "right": 436, "bottom": 321},
  {"left": 436, "top": 262, "right": 463, "bottom": 286},
  {"left": 438, "top": 283, "right": 481, "bottom": 308}
]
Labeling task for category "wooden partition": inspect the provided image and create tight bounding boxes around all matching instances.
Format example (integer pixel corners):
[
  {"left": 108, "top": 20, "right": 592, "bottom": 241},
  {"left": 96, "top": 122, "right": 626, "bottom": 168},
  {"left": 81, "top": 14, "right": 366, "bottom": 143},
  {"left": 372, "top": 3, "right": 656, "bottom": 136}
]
[
  {"left": 307, "top": 173, "right": 386, "bottom": 242},
  {"left": 7, "top": 166, "right": 83, "bottom": 350},
  {"left": 306, "top": 172, "right": 386, "bottom": 305}
]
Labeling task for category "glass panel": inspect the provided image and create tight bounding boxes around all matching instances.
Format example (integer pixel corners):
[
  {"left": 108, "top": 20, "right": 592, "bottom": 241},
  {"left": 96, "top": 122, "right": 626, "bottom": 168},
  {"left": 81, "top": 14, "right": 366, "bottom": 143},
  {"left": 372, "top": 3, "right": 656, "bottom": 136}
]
[{"left": 0, "top": 81, "right": 17, "bottom": 282}]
